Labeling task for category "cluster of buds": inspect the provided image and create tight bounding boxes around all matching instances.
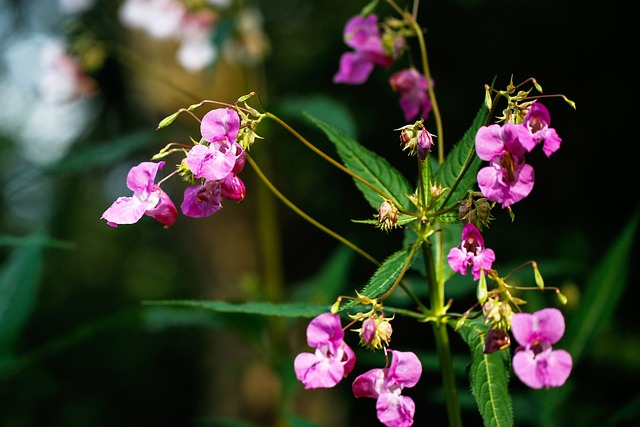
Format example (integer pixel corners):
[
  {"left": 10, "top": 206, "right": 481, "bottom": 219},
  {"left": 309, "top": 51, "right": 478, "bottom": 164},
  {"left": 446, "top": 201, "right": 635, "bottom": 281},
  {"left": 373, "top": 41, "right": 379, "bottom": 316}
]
[
  {"left": 377, "top": 199, "right": 399, "bottom": 232},
  {"left": 458, "top": 191, "right": 494, "bottom": 231},
  {"left": 481, "top": 296, "right": 514, "bottom": 354},
  {"left": 396, "top": 119, "right": 434, "bottom": 161},
  {"left": 338, "top": 294, "right": 394, "bottom": 350}
]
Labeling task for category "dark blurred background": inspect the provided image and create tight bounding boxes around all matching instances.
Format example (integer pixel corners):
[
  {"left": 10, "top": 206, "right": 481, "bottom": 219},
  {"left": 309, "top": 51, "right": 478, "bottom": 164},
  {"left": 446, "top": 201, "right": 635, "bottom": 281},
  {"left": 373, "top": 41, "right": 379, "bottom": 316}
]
[{"left": 0, "top": 0, "right": 638, "bottom": 426}]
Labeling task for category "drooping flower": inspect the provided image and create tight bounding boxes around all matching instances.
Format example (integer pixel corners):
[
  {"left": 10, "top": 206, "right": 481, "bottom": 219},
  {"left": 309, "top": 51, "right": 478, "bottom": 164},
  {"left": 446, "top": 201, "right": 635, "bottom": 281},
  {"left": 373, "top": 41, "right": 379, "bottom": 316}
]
[
  {"left": 522, "top": 102, "right": 562, "bottom": 157},
  {"left": 352, "top": 350, "right": 422, "bottom": 427},
  {"left": 447, "top": 222, "right": 495, "bottom": 281},
  {"left": 186, "top": 108, "right": 244, "bottom": 181},
  {"left": 475, "top": 123, "right": 536, "bottom": 208},
  {"left": 180, "top": 180, "right": 222, "bottom": 218},
  {"left": 294, "top": 313, "right": 356, "bottom": 389},
  {"left": 101, "top": 161, "right": 177, "bottom": 228},
  {"left": 333, "top": 14, "right": 393, "bottom": 84},
  {"left": 511, "top": 308, "right": 573, "bottom": 389},
  {"left": 389, "top": 68, "right": 432, "bottom": 122},
  {"left": 186, "top": 142, "right": 237, "bottom": 181}
]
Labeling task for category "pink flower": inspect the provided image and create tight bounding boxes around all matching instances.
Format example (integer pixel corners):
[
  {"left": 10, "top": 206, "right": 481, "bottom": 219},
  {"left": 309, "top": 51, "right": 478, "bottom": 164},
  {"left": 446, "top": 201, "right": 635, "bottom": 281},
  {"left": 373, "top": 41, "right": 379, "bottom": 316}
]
[
  {"left": 186, "top": 142, "right": 238, "bottom": 181},
  {"left": 389, "top": 68, "right": 432, "bottom": 122},
  {"left": 475, "top": 123, "right": 536, "bottom": 208},
  {"left": 352, "top": 350, "right": 422, "bottom": 427},
  {"left": 101, "top": 161, "right": 177, "bottom": 228},
  {"left": 523, "top": 102, "right": 562, "bottom": 157},
  {"left": 201, "top": 107, "right": 240, "bottom": 144},
  {"left": 447, "top": 223, "right": 495, "bottom": 280},
  {"left": 333, "top": 14, "right": 393, "bottom": 84},
  {"left": 294, "top": 313, "right": 356, "bottom": 389},
  {"left": 180, "top": 180, "right": 222, "bottom": 218},
  {"left": 187, "top": 108, "right": 244, "bottom": 181},
  {"left": 511, "top": 308, "right": 573, "bottom": 389}
]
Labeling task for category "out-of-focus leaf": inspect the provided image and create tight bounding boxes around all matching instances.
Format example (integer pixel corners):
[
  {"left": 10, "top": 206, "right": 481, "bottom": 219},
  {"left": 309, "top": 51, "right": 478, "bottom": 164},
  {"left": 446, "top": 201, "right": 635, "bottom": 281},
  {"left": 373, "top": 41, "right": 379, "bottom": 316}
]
[
  {"left": 0, "top": 239, "right": 44, "bottom": 365},
  {"left": 45, "top": 130, "right": 156, "bottom": 175},
  {"left": 0, "top": 234, "right": 74, "bottom": 249},
  {"left": 563, "top": 210, "right": 639, "bottom": 361},
  {"left": 434, "top": 104, "right": 489, "bottom": 210},
  {"left": 143, "top": 300, "right": 329, "bottom": 318},
  {"left": 458, "top": 317, "right": 513, "bottom": 427},
  {"left": 338, "top": 247, "right": 417, "bottom": 312},
  {"left": 195, "top": 416, "right": 259, "bottom": 427},
  {"left": 306, "top": 114, "right": 413, "bottom": 211},
  {"left": 275, "top": 94, "right": 358, "bottom": 138},
  {"left": 291, "top": 244, "right": 355, "bottom": 304}
]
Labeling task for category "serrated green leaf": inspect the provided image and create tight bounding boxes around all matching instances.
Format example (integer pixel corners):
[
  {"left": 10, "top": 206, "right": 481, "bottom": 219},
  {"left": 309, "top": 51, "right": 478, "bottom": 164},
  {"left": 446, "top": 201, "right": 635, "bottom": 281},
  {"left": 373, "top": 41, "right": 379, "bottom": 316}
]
[
  {"left": 458, "top": 318, "right": 513, "bottom": 427},
  {"left": 142, "top": 300, "right": 329, "bottom": 318},
  {"left": 305, "top": 114, "right": 413, "bottom": 211},
  {"left": 338, "top": 247, "right": 417, "bottom": 311},
  {"left": 435, "top": 104, "right": 489, "bottom": 210}
]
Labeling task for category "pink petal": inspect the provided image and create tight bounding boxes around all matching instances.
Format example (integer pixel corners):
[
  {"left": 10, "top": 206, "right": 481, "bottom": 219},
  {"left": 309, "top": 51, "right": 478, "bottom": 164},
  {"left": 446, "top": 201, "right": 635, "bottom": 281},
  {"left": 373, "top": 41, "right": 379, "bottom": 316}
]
[
  {"left": 101, "top": 196, "right": 147, "bottom": 226},
  {"left": 306, "top": 313, "right": 344, "bottom": 347},
  {"left": 376, "top": 392, "right": 416, "bottom": 427},
  {"left": 388, "top": 350, "right": 422, "bottom": 388},
  {"left": 333, "top": 51, "right": 375, "bottom": 85},
  {"left": 126, "top": 161, "right": 164, "bottom": 193},
  {"left": 200, "top": 108, "right": 240, "bottom": 144},
  {"left": 352, "top": 368, "right": 384, "bottom": 399}
]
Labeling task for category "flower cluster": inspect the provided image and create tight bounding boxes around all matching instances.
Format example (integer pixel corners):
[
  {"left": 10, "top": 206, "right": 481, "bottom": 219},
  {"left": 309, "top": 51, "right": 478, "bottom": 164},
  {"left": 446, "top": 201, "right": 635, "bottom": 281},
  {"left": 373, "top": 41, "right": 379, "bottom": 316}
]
[
  {"left": 334, "top": 13, "right": 432, "bottom": 122},
  {"left": 101, "top": 107, "right": 251, "bottom": 228},
  {"left": 295, "top": 311, "right": 421, "bottom": 427},
  {"left": 475, "top": 101, "right": 562, "bottom": 209}
]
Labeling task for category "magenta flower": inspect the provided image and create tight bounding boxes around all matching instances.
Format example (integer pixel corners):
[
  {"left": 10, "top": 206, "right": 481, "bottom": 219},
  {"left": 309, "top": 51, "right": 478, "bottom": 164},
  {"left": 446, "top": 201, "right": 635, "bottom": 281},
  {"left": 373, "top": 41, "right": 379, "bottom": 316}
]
[
  {"left": 511, "top": 308, "right": 573, "bottom": 389},
  {"left": 101, "top": 161, "right": 177, "bottom": 228},
  {"left": 447, "top": 222, "right": 495, "bottom": 280},
  {"left": 475, "top": 123, "right": 536, "bottom": 208},
  {"left": 180, "top": 180, "right": 222, "bottom": 218},
  {"left": 352, "top": 350, "right": 422, "bottom": 427},
  {"left": 186, "top": 142, "right": 238, "bottom": 181},
  {"left": 523, "top": 102, "right": 562, "bottom": 157},
  {"left": 333, "top": 14, "right": 393, "bottom": 84},
  {"left": 200, "top": 108, "right": 241, "bottom": 145},
  {"left": 294, "top": 313, "right": 356, "bottom": 389},
  {"left": 389, "top": 68, "right": 432, "bottom": 121}
]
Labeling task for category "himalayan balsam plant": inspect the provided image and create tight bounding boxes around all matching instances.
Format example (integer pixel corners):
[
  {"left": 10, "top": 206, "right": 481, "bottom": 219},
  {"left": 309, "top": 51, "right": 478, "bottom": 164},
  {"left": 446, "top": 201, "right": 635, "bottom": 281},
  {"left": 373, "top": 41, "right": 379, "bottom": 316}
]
[{"left": 101, "top": 1, "right": 577, "bottom": 426}]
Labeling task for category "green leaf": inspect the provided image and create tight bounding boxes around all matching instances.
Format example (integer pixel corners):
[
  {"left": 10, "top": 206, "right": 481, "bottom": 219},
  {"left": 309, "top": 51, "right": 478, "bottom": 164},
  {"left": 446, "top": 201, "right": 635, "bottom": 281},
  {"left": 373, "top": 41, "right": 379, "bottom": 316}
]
[
  {"left": 142, "top": 300, "right": 329, "bottom": 318},
  {"left": 458, "top": 318, "right": 513, "bottom": 427},
  {"left": 275, "top": 94, "right": 358, "bottom": 138},
  {"left": 563, "top": 210, "right": 639, "bottom": 362},
  {"left": 435, "top": 104, "right": 489, "bottom": 210},
  {"left": 338, "top": 247, "right": 417, "bottom": 311},
  {"left": 45, "top": 130, "right": 156, "bottom": 175},
  {"left": 305, "top": 114, "right": 413, "bottom": 211},
  {"left": 0, "top": 240, "right": 44, "bottom": 362}
]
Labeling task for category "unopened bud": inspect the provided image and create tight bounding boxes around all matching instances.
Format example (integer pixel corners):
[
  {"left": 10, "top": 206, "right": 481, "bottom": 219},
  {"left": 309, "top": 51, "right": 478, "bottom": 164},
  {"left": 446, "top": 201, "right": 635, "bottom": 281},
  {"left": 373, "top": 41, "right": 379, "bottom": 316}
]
[
  {"left": 358, "top": 315, "right": 393, "bottom": 350},
  {"left": 378, "top": 200, "right": 399, "bottom": 232},
  {"left": 483, "top": 328, "right": 511, "bottom": 354}
]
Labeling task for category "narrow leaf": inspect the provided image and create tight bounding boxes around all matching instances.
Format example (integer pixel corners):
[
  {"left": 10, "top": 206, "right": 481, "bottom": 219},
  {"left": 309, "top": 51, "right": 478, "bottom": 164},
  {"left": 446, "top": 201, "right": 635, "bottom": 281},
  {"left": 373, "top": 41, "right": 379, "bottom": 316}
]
[
  {"left": 0, "top": 241, "right": 44, "bottom": 360},
  {"left": 435, "top": 104, "right": 489, "bottom": 210},
  {"left": 305, "top": 114, "right": 413, "bottom": 211},
  {"left": 338, "top": 247, "right": 417, "bottom": 311},
  {"left": 564, "top": 209, "right": 639, "bottom": 362},
  {"left": 458, "top": 318, "right": 513, "bottom": 427},
  {"left": 143, "top": 300, "right": 329, "bottom": 318}
]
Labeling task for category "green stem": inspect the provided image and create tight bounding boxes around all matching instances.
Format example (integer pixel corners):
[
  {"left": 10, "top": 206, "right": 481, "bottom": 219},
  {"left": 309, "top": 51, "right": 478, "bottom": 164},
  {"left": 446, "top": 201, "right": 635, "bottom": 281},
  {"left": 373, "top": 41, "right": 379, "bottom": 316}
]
[
  {"left": 423, "top": 243, "right": 462, "bottom": 427},
  {"left": 265, "top": 112, "right": 392, "bottom": 201},
  {"left": 246, "top": 154, "right": 379, "bottom": 266}
]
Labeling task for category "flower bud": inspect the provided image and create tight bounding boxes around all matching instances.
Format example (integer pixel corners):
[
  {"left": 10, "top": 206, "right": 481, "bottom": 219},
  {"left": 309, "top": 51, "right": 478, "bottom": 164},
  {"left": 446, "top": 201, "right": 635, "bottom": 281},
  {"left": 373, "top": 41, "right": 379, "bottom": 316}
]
[
  {"left": 220, "top": 175, "right": 246, "bottom": 202},
  {"left": 358, "top": 315, "right": 393, "bottom": 350},
  {"left": 483, "top": 328, "right": 511, "bottom": 354},
  {"left": 378, "top": 200, "right": 399, "bottom": 232}
]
